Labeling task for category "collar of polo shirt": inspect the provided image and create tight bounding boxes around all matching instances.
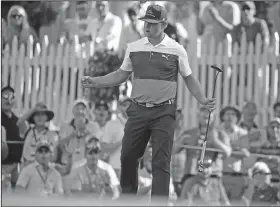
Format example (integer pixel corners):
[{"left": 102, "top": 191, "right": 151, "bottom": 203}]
[{"left": 143, "top": 34, "right": 169, "bottom": 46}]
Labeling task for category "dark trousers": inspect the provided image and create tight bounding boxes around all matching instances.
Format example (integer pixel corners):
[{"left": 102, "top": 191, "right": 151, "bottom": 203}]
[{"left": 120, "top": 102, "right": 176, "bottom": 199}]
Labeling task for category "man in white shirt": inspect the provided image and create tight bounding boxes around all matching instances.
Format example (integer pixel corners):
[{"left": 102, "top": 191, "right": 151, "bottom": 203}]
[
  {"left": 64, "top": 1, "right": 96, "bottom": 44},
  {"left": 119, "top": 7, "right": 144, "bottom": 57},
  {"left": 92, "top": 1, "right": 122, "bottom": 51}
]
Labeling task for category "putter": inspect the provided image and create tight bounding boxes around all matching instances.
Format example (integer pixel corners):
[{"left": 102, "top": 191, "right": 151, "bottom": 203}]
[{"left": 198, "top": 65, "right": 223, "bottom": 172}]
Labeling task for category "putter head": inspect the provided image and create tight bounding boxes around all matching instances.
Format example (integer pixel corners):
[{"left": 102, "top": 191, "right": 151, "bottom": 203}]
[
  {"left": 197, "top": 158, "right": 213, "bottom": 173},
  {"left": 211, "top": 65, "right": 223, "bottom": 73}
]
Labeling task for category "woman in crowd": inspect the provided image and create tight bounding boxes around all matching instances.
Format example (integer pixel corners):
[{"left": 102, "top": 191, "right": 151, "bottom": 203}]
[
  {"left": 2, "top": 5, "right": 38, "bottom": 47},
  {"left": 17, "top": 102, "right": 59, "bottom": 166}
]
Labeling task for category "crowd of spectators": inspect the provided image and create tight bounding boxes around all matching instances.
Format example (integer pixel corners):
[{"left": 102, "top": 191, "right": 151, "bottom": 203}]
[
  {"left": 1, "top": 0, "right": 280, "bottom": 206},
  {"left": 2, "top": 84, "right": 280, "bottom": 205}
]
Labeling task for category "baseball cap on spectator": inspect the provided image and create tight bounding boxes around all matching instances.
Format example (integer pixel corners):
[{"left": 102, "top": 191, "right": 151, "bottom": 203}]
[
  {"left": 202, "top": 157, "right": 213, "bottom": 169},
  {"left": 1, "top": 85, "right": 15, "bottom": 94},
  {"left": 36, "top": 140, "right": 53, "bottom": 153},
  {"left": 73, "top": 99, "right": 89, "bottom": 109},
  {"left": 95, "top": 100, "right": 109, "bottom": 110},
  {"left": 1, "top": 86, "right": 15, "bottom": 103},
  {"left": 269, "top": 117, "right": 280, "bottom": 126},
  {"left": 85, "top": 135, "right": 101, "bottom": 153},
  {"left": 273, "top": 102, "right": 280, "bottom": 110},
  {"left": 28, "top": 102, "right": 55, "bottom": 124},
  {"left": 249, "top": 161, "right": 271, "bottom": 177},
  {"left": 241, "top": 1, "right": 256, "bottom": 11},
  {"left": 76, "top": 1, "right": 87, "bottom": 4},
  {"left": 139, "top": 4, "right": 167, "bottom": 23},
  {"left": 220, "top": 105, "right": 241, "bottom": 122},
  {"left": 242, "top": 101, "right": 257, "bottom": 110}
]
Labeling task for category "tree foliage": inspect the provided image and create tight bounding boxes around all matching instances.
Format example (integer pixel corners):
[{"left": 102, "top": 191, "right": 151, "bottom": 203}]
[{"left": 86, "top": 49, "right": 123, "bottom": 104}]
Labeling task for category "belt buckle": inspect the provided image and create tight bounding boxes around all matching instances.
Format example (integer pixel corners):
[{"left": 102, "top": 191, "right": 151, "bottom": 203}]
[{"left": 146, "top": 103, "right": 154, "bottom": 108}]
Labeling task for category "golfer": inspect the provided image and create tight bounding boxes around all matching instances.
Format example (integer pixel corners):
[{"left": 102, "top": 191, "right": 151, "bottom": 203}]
[{"left": 81, "top": 4, "right": 215, "bottom": 201}]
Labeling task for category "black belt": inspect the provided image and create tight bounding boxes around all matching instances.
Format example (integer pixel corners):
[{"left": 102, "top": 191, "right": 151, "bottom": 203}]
[{"left": 132, "top": 99, "right": 175, "bottom": 108}]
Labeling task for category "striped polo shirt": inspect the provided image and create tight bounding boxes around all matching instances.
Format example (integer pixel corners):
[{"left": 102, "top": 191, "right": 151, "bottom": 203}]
[{"left": 120, "top": 34, "right": 192, "bottom": 104}]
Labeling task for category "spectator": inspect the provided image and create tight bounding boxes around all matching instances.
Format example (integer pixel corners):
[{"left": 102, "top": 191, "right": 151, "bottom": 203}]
[
  {"left": 173, "top": 106, "right": 232, "bottom": 185},
  {"left": 15, "top": 140, "right": 64, "bottom": 196},
  {"left": 2, "top": 5, "right": 38, "bottom": 47},
  {"left": 197, "top": 0, "right": 240, "bottom": 53},
  {"left": 180, "top": 156, "right": 230, "bottom": 206},
  {"left": 59, "top": 99, "right": 100, "bottom": 164},
  {"left": 246, "top": 117, "right": 279, "bottom": 151},
  {"left": 118, "top": 7, "right": 144, "bottom": 57},
  {"left": 92, "top": 100, "right": 112, "bottom": 162},
  {"left": 164, "top": 2, "right": 188, "bottom": 45},
  {"left": 92, "top": 1, "right": 122, "bottom": 52},
  {"left": 18, "top": 102, "right": 59, "bottom": 166},
  {"left": 69, "top": 136, "right": 114, "bottom": 198},
  {"left": 63, "top": 1, "right": 95, "bottom": 44},
  {"left": 242, "top": 162, "right": 279, "bottom": 206},
  {"left": 99, "top": 97, "right": 131, "bottom": 177},
  {"left": 273, "top": 102, "right": 280, "bottom": 118},
  {"left": 239, "top": 101, "right": 258, "bottom": 133},
  {"left": 1, "top": 86, "right": 24, "bottom": 189},
  {"left": 250, "top": 118, "right": 280, "bottom": 182},
  {"left": 219, "top": 106, "right": 249, "bottom": 201},
  {"left": 138, "top": 144, "right": 177, "bottom": 204},
  {"left": 71, "top": 136, "right": 121, "bottom": 199},
  {"left": 231, "top": 1, "right": 270, "bottom": 48}
]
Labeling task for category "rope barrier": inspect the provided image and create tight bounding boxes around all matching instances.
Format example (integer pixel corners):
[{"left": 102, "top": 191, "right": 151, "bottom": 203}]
[
  {"left": 181, "top": 144, "right": 280, "bottom": 160},
  {"left": 4, "top": 141, "right": 280, "bottom": 160}
]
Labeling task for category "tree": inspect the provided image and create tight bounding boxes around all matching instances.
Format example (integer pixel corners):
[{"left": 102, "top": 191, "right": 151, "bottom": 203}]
[{"left": 86, "top": 49, "right": 123, "bottom": 104}]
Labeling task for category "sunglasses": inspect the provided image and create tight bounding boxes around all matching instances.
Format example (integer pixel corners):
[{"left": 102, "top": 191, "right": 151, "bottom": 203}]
[
  {"left": 242, "top": 5, "right": 251, "bottom": 11},
  {"left": 37, "top": 148, "right": 51, "bottom": 153},
  {"left": 2, "top": 93, "right": 15, "bottom": 102},
  {"left": 253, "top": 171, "right": 271, "bottom": 176},
  {"left": 11, "top": 14, "right": 23, "bottom": 19}
]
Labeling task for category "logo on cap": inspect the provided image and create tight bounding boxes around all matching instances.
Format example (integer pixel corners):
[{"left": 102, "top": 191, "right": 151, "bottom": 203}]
[{"left": 146, "top": 9, "right": 155, "bottom": 17}]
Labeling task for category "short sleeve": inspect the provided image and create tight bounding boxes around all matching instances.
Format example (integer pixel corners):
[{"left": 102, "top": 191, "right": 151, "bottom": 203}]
[
  {"left": 16, "top": 167, "right": 30, "bottom": 188},
  {"left": 230, "top": 3, "right": 241, "bottom": 26},
  {"left": 2, "top": 126, "right": 6, "bottom": 142},
  {"left": 178, "top": 46, "right": 192, "bottom": 77},
  {"left": 105, "top": 163, "right": 120, "bottom": 187},
  {"left": 120, "top": 45, "right": 133, "bottom": 72}
]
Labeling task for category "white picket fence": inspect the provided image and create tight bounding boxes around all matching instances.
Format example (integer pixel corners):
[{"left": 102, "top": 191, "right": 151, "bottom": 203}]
[{"left": 2, "top": 32, "right": 280, "bottom": 128}]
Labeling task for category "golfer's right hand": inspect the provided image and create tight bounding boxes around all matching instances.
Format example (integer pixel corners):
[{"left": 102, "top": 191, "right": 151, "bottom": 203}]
[{"left": 81, "top": 76, "right": 95, "bottom": 88}]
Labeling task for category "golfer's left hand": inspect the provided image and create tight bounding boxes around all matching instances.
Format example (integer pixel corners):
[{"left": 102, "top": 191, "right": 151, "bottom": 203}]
[
  {"left": 81, "top": 76, "right": 96, "bottom": 88},
  {"left": 202, "top": 98, "right": 216, "bottom": 111}
]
